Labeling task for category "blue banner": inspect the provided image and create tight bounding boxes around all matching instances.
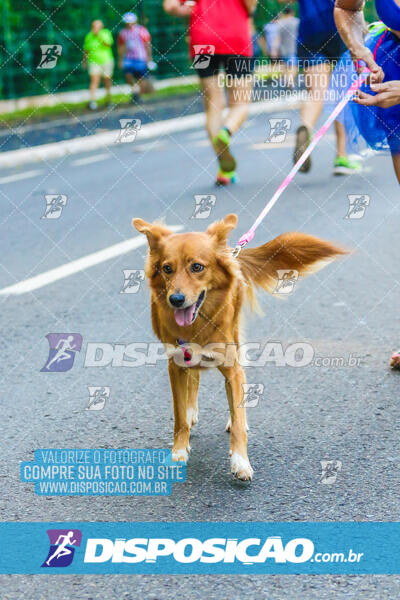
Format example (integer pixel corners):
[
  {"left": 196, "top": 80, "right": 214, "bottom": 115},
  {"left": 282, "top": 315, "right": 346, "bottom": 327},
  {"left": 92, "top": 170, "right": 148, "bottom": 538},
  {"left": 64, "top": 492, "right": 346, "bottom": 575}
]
[{"left": 0, "top": 522, "right": 399, "bottom": 574}]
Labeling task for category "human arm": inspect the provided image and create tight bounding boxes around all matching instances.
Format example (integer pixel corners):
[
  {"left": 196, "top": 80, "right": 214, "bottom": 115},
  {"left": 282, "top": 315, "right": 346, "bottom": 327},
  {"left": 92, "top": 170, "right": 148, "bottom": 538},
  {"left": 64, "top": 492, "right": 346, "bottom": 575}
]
[
  {"left": 117, "top": 32, "right": 125, "bottom": 69},
  {"left": 242, "top": 0, "right": 258, "bottom": 15},
  {"left": 145, "top": 41, "right": 153, "bottom": 63},
  {"left": 141, "top": 28, "right": 153, "bottom": 62},
  {"left": 334, "top": 0, "right": 384, "bottom": 81},
  {"left": 163, "top": 0, "right": 193, "bottom": 17},
  {"left": 82, "top": 35, "right": 89, "bottom": 69},
  {"left": 99, "top": 29, "right": 113, "bottom": 47}
]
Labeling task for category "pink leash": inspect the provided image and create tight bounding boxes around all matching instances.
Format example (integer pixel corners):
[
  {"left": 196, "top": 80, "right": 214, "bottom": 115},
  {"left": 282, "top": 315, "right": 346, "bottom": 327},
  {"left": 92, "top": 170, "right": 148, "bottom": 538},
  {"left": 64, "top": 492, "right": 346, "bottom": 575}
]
[{"left": 232, "top": 68, "right": 370, "bottom": 257}]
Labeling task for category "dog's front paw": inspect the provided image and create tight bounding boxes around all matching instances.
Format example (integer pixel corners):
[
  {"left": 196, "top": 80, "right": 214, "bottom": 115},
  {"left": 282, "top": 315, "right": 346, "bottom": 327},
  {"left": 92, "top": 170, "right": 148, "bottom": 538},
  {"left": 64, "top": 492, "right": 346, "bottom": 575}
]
[
  {"left": 172, "top": 446, "right": 190, "bottom": 463},
  {"left": 187, "top": 408, "right": 199, "bottom": 428},
  {"left": 230, "top": 452, "right": 253, "bottom": 481}
]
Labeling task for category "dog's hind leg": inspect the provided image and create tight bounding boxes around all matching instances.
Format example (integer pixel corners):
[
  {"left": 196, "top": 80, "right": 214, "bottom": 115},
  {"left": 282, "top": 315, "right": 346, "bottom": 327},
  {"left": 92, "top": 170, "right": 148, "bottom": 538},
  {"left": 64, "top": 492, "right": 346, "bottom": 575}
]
[
  {"left": 168, "top": 360, "right": 191, "bottom": 463},
  {"left": 187, "top": 369, "right": 200, "bottom": 428},
  {"left": 219, "top": 364, "right": 253, "bottom": 481}
]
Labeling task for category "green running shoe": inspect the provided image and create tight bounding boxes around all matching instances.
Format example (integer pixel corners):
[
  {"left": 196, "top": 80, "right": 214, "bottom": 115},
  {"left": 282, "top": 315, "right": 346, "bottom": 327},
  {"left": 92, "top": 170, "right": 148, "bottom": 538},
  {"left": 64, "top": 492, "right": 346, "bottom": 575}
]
[
  {"left": 216, "top": 169, "right": 237, "bottom": 186},
  {"left": 212, "top": 128, "right": 237, "bottom": 172},
  {"left": 333, "top": 156, "right": 362, "bottom": 176}
]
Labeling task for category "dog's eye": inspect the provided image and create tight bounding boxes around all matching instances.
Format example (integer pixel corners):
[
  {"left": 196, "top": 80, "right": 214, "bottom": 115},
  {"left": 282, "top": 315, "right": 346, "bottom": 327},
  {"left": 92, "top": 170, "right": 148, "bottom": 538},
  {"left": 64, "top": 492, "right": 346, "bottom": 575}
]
[
  {"left": 162, "top": 264, "right": 173, "bottom": 274},
  {"left": 191, "top": 263, "right": 204, "bottom": 273}
]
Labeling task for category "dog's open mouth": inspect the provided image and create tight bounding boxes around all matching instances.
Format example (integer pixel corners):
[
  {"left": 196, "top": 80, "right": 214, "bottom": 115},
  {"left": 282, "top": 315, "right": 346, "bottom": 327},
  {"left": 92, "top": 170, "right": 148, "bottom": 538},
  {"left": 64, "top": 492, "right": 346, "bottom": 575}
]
[{"left": 174, "top": 290, "right": 206, "bottom": 327}]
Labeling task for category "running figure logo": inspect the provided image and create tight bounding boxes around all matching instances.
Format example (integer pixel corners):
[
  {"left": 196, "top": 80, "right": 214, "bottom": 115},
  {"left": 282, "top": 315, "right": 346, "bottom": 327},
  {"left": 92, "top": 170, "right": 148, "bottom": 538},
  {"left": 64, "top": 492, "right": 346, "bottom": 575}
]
[
  {"left": 116, "top": 119, "right": 141, "bottom": 143},
  {"left": 86, "top": 386, "right": 110, "bottom": 411},
  {"left": 319, "top": 460, "right": 342, "bottom": 485},
  {"left": 41, "top": 333, "right": 83, "bottom": 372},
  {"left": 344, "top": 194, "right": 370, "bottom": 219},
  {"left": 42, "top": 529, "right": 82, "bottom": 567},
  {"left": 191, "top": 194, "right": 216, "bottom": 219},
  {"left": 239, "top": 383, "right": 264, "bottom": 408},
  {"left": 41, "top": 194, "right": 67, "bottom": 219},
  {"left": 37, "top": 45, "right": 62, "bottom": 69},
  {"left": 191, "top": 45, "right": 215, "bottom": 69},
  {"left": 273, "top": 269, "right": 299, "bottom": 295},
  {"left": 120, "top": 269, "right": 145, "bottom": 293},
  {"left": 266, "top": 118, "right": 291, "bottom": 143}
]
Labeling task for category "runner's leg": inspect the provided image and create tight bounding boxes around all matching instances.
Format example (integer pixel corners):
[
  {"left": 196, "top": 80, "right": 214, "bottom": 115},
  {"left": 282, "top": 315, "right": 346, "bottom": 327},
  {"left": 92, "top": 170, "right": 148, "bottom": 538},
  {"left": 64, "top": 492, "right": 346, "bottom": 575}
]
[
  {"left": 89, "top": 74, "right": 100, "bottom": 103},
  {"left": 199, "top": 74, "right": 225, "bottom": 141},
  {"left": 104, "top": 76, "right": 112, "bottom": 102},
  {"left": 225, "top": 73, "right": 253, "bottom": 134},
  {"left": 125, "top": 71, "right": 135, "bottom": 94},
  {"left": 391, "top": 153, "right": 400, "bottom": 183},
  {"left": 301, "top": 62, "right": 331, "bottom": 130},
  {"left": 335, "top": 120, "right": 346, "bottom": 157}
]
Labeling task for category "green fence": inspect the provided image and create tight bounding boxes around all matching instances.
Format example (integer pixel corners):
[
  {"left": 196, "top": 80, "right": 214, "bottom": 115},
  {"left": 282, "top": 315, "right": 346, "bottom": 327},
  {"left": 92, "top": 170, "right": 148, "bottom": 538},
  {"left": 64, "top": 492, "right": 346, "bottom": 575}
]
[{"left": 0, "top": 0, "right": 377, "bottom": 100}]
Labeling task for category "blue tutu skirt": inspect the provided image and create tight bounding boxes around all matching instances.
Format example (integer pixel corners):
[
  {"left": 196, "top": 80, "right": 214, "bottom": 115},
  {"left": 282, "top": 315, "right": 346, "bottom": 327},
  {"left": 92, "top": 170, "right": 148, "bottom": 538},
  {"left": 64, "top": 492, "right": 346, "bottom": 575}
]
[{"left": 327, "top": 23, "right": 400, "bottom": 155}]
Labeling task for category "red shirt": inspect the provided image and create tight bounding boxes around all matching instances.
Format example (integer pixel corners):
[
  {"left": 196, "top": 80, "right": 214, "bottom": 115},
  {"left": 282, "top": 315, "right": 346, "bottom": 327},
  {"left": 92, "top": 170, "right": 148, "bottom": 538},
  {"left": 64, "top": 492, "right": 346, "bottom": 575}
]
[{"left": 182, "top": 0, "right": 252, "bottom": 57}]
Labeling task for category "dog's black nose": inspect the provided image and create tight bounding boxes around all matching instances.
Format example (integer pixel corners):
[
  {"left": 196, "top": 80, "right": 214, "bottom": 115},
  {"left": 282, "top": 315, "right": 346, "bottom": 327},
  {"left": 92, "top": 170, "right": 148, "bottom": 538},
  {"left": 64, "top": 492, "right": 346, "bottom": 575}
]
[{"left": 169, "top": 293, "right": 185, "bottom": 308}]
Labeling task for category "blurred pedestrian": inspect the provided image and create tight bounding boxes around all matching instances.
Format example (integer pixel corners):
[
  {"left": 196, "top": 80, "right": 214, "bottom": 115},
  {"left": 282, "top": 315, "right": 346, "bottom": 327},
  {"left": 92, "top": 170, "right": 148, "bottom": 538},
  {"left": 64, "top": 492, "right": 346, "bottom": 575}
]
[
  {"left": 250, "top": 18, "right": 266, "bottom": 62},
  {"left": 164, "top": 0, "right": 257, "bottom": 186},
  {"left": 280, "top": 0, "right": 361, "bottom": 175},
  {"left": 83, "top": 20, "right": 114, "bottom": 110},
  {"left": 273, "top": 7, "right": 299, "bottom": 87},
  {"left": 264, "top": 16, "right": 280, "bottom": 60},
  {"left": 118, "top": 12, "right": 155, "bottom": 103}
]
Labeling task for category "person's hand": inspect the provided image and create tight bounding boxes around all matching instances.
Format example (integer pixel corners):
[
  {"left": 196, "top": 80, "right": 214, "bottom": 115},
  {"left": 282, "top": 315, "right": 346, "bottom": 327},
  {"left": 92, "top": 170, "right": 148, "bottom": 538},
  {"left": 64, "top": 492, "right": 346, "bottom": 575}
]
[
  {"left": 177, "top": 3, "right": 193, "bottom": 16},
  {"left": 164, "top": 0, "right": 193, "bottom": 17},
  {"left": 118, "top": 59, "right": 123, "bottom": 69},
  {"left": 82, "top": 59, "right": 87, "bottom": 70},
  {"left": 350, "top": 44, "right": 384, "bottom": 83},
  {"left": 354, "top": 81, "right": 400, "bottom": 109}
]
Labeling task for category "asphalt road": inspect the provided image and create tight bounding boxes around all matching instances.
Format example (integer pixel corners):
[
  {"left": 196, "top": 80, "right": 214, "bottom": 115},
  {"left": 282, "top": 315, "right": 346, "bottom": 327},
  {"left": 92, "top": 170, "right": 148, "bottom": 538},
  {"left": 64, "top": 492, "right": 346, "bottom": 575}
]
[{"left": 0, "top": 106, "right": 399, "bottom": 598}]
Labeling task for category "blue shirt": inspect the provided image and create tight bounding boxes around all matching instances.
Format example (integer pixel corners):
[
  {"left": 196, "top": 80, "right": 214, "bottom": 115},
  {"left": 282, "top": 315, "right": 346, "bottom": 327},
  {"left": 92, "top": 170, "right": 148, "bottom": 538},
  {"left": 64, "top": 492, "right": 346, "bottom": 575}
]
[{"left": 298, "top": 0, "right": 337, "bottom": 41}]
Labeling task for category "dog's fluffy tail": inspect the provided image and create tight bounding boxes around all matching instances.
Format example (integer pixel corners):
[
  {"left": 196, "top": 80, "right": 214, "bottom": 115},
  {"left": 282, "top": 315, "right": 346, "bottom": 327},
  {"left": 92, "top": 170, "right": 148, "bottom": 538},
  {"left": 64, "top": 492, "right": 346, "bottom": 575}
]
[{"left": 237, "top": 232, "right": 347, "bottom": 304}]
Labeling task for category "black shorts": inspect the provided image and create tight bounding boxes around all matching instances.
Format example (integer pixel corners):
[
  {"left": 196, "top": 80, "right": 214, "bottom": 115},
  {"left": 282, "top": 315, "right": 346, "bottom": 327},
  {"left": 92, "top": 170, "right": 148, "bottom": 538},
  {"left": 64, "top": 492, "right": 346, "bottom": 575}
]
[
  {"left": 193, "top": 54, "right": 254, "bottom": 78},
  {"left": 297, "top": 32, "right": 346, "bottom": 68}
]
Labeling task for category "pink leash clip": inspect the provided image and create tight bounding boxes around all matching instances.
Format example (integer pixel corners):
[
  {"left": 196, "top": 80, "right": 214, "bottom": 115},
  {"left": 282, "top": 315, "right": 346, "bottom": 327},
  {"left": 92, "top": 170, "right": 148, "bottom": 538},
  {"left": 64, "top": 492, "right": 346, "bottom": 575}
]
[{"left": 232, "top": 68, "right": 370, "bottom": 258}]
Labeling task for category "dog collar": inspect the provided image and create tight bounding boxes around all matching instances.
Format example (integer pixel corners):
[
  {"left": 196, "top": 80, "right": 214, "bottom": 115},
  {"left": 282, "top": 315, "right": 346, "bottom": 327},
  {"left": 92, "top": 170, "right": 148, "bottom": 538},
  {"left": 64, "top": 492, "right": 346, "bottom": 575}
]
[{"left": 176, "top": 338, "right": 192, "bottom": 363}]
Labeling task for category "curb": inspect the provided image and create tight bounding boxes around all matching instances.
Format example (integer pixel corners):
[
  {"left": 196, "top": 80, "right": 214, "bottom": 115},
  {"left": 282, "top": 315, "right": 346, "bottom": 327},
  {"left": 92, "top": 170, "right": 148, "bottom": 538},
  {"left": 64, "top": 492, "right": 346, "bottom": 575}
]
[
  {"left": 0, "top": 76, "right": 198, "bottom": 114},
  {"left": 0, "top": 96, "right": 300, "bottom": 169}
]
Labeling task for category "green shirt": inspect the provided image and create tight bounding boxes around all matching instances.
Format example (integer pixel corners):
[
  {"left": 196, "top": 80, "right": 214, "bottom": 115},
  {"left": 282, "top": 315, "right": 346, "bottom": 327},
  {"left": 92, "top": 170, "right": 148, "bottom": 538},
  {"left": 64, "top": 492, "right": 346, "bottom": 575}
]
[{"left": 84, "top": 29, "right": 113, "bottom": 65}]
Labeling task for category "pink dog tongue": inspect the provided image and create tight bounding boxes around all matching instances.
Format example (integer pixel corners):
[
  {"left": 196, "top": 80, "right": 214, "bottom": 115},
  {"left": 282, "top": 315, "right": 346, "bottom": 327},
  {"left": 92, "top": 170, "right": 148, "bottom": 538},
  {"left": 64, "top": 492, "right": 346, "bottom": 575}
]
[{"left": 174, "top": 304, "right": 196, "bottom": 327}]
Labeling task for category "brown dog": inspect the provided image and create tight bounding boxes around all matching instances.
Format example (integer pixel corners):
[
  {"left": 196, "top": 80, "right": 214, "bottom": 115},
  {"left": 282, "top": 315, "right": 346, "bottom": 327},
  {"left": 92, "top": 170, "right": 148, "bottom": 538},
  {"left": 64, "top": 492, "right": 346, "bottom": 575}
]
[{"left": 133, "top": 214, "right": 345, "bottom": 481}]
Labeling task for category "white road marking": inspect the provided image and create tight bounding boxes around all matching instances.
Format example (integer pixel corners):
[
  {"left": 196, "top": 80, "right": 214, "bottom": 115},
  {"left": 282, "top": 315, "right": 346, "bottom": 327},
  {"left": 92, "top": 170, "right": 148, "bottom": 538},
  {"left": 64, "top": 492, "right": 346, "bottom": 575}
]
[
  {"left": 0, "top": 169, "right": 44, "bottom": 184},
  {"left": 71, "top": 153, "right": 110, "bottom": 166},
  {"left": 194, "top": 139, "right": 211, "bottom": 147},
  {"left": 185, "top": 131, "right": 207, "bottom": 140},
  {"left": 0, "top": 225, "right": 183, "bottom": 296},
  {"left": 132, "top": 141, "right": 165, "bottom": 152}
]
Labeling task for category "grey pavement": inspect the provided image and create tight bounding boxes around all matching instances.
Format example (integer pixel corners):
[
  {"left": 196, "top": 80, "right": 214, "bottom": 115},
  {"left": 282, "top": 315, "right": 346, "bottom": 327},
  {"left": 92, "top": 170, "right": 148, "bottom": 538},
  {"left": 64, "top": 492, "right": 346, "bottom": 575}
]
[{"left": 0, "top": 108, "right": 399, "bottom": 598}]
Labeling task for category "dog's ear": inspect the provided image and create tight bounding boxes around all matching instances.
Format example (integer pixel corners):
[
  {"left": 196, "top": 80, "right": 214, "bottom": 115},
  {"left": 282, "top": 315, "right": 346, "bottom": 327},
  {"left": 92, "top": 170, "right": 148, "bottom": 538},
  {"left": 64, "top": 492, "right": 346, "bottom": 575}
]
[
  {"left": 206, "top": 213, "right": 238, "bottom": 246},
  {"left": 132, "top": 218, "right": 171, "bottom": 251}
]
